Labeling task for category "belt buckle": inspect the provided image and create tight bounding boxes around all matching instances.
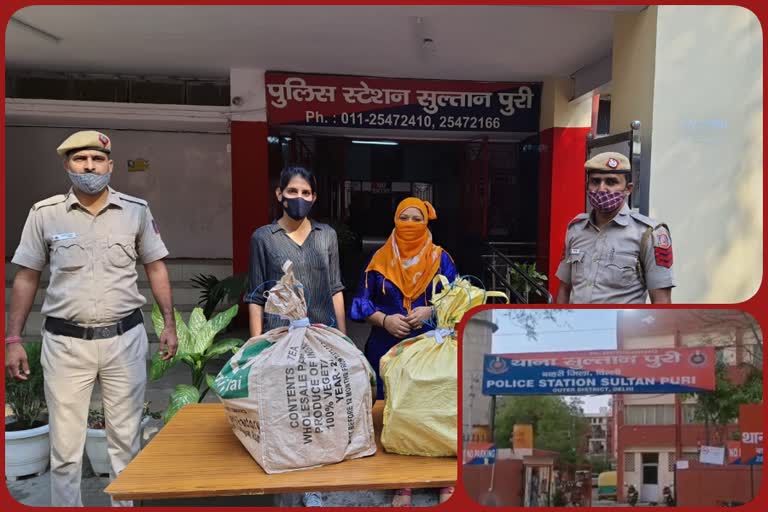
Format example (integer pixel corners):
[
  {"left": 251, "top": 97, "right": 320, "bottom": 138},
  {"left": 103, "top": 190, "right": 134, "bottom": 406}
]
[{"left": 97, "top": 326, "right": 113, "bottom": 339}]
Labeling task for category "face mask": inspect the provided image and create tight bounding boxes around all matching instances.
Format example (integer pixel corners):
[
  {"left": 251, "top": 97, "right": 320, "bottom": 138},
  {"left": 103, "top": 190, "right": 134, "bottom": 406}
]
[
  {"left": 395, "top": 219, "right": 427, "bottom": 242},
  {"left": 282, "top": 196, "right": 314, "bottom": 220},
  {"left": 67, "top": 171, "right": 111, "bottom": 195},
  {"left": 587, "top": 190, "right": 626, "bottom": 212}
]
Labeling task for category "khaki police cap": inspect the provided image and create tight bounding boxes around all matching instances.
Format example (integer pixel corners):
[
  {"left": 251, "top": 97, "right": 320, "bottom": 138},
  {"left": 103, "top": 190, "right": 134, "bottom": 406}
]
[
  {"left": 584, "top": 151, "right": 631, "bottom": 172},
  {"left": 56, "top": 130, "right": 112, "bottom": 157}
]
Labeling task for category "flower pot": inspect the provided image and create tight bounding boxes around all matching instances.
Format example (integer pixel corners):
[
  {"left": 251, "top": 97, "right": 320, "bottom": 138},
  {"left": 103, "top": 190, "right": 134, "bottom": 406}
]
[
  {"left": 5, "top": 423, "right": 50, "bottom": 480},
  {"left": 85, "top": 417, "right": 151, "bottom": 476}
]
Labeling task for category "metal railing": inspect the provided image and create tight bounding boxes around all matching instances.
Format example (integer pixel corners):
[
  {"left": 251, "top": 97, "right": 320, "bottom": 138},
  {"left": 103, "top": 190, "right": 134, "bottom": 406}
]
[{"left": 481, "top": 242, "right": 552, "bottom": 304}]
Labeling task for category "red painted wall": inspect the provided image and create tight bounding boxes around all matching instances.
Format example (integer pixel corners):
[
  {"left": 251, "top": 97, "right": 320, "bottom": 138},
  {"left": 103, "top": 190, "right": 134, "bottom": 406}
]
[
  {"left": 619, "top": 424, "right": 739, "bottom": 447},
  {"left": 536, "top": 126, "right": 590, "bottom": 297},
  {"left": 676, "top": 461, "right": 762, "bottom": 506},
  {"left": 231, "top": 121, "right": 269, "bottom": 275}
]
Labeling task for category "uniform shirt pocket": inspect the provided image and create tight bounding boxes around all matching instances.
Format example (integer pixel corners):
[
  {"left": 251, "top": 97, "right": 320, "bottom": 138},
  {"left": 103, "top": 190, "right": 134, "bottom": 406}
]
[
  {"left": 107, "top": 235, "right": 138, "bottom": 268},
  {"left": 566, "top": 252, "right": 586, "bottom": 281},
  {"left": 604, "top": 254, "right": 640, "bottom": 288},
  {"left": 50, "top": 240, "right": 88, "bottom": 273}
]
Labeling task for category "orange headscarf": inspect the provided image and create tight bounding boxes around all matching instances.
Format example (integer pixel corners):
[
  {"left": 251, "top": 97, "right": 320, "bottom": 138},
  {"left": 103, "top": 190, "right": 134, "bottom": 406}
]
[{"left": 365, "top": 197, "right": 443, "bottom": 313}]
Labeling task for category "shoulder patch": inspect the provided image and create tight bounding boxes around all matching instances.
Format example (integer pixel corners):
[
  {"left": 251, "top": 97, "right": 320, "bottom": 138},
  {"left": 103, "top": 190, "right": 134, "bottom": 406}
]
[
  {"left": 629, "top": 211, "right": 657, "bottom": 229},
  {"left": 652, "top": 224, "right": 673, "bottom": 268},
  {"left": 652, "top": 225, "right": 672, "bottom": 249},
  {"left": 567, "top": 213, "right": 589, "bottom": 228},
  {"left": 116, "top": 192, "right": 148, "bottom": 207},
  {"left": 32, "top": 194, "right": 66, "bottom": 211}
]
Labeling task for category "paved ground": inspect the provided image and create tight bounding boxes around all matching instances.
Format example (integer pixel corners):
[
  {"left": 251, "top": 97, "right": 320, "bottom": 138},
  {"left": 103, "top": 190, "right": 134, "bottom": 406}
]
[
  {"left": 6, "top": 321, "right": 442, "bottom": 507},
  {"left": 589, "top": 487, "right": 658, "bottom": 507}
]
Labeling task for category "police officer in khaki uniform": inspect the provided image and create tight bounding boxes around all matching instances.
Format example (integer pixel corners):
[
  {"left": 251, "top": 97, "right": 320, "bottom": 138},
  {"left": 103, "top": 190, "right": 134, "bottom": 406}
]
[
  {"left": 4, "top": 131, "right": 178, "bottom": 507},
  {"left": 555, "top": 152, "right": 675, "bottom": 304}
]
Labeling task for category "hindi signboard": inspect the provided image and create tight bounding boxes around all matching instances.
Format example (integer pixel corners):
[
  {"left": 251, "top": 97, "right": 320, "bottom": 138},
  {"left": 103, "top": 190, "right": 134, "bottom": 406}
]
[
  {"left": 483, "top": 347, "right": 716, "bottom": 396},
  {"left": 265, "top": 72, "right": 541, "bottom": 133},
  {"left": 738, "top": 404, "right": 763, "bottom": 465}
]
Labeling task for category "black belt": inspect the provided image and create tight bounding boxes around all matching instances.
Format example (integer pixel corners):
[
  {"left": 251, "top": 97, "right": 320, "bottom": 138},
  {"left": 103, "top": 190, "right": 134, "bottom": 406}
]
[{"left": 44, "top": 309, "right": 143, "bottom": 340}]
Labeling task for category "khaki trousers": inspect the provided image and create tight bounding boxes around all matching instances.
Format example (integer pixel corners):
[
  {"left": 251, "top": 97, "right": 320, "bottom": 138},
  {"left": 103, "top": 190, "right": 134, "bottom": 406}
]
[{"left": 41, "top": 324, "right": 148, "bottom": 507}]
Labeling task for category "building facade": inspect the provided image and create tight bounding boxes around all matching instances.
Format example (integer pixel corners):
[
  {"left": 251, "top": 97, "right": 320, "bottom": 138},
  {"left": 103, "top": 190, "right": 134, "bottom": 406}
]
[{"left": 613, "top": 310, "right": 761, "bottom": 503}]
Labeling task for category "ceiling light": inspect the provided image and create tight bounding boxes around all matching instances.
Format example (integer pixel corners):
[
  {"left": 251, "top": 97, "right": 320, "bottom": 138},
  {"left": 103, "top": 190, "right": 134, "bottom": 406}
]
[{"left": 351, "top": 140, "right": 399, "bottom": 146}]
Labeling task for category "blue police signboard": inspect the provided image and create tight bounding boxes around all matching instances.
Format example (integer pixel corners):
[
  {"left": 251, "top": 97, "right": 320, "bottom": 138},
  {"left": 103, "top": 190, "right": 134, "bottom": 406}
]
[{"left": 483, "top": 347, "right": 716, "bottom": 396}]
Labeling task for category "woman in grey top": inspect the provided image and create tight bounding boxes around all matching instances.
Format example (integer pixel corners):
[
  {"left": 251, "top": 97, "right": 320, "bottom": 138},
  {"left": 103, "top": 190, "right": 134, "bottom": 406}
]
[
  {"left": 246, "top": 166, "right": 346, "bottom": 337},
  {"left": 245, "top": 165, "right": 345, "bottom": 508}
]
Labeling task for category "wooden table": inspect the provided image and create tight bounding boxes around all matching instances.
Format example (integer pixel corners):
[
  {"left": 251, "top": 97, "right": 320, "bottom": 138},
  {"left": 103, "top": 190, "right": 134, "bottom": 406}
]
[{"left": 106, "top": 402, "right": 457, "bottom": 500}]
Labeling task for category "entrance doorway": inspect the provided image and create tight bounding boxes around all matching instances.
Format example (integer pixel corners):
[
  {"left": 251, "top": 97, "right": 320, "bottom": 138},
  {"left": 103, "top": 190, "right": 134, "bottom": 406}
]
[
  {"left": 269, "top": 133, "right": 538, "bottom": 294},
  {"left": 641, "top": 452, "right": 659, "bottom": 503}
]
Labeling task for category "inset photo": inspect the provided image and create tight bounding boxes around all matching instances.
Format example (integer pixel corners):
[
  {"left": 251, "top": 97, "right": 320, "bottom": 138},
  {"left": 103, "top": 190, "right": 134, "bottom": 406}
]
[{"left": 462, "top": 308, "right": 762, "bottom": 507}]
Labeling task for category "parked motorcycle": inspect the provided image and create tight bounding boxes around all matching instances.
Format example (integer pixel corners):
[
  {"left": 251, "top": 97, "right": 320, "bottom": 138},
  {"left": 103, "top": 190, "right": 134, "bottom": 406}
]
[
  {"left": 626, "top": 484, "right": 639, "bottom": 507},
  {"left": 662, "top": 485, "right": 675, "bottom": 506}
]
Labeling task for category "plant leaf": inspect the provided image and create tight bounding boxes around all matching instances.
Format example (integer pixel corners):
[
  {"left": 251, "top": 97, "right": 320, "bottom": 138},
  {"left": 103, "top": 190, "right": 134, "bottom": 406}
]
[
  {"left": 192, "top": 304, "right": 239, "bottom": 353},
  {"left": 188, "top": 308, "right": 208, "bottom": 339},
  {"left": 5, "top": 341, "right": 45, "bottom": 428},
  {"left": 152, "top": 305, "right": 194, "bottom": 356},
  {"left": 151, "top": 303, "right": 165, "bottom": 338},
  {"left": 190, "top": 274, "right": 219, "bottom": 300},
  {"left": 174, "top": 309, "right": 193, "bottom": 355},
  {"left": 163, "top": 384, "right": 200, "bottom": 424},
  {"left": 149, "top": 350, "right": 180, "bottom": 381},
  {"left": 208, "top": 304, "right": 239, "bottom": 336},
  {"left": 204, "top": 338, "right": 245, "bottom": 359},
  {"left": 205, "top": 373, "right": 217, "bottom": 390},
  {"left": 210, "top": 273, "right": 250, "bottom": 303}
]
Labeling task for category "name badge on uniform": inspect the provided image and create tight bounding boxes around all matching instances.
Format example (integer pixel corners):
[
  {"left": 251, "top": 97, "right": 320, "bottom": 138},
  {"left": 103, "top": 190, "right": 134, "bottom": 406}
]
[
  {"left": 50, "top": 233, "right": 77, "bottom": 242},
  {"left": 570, "top": 249, "right": 581, "bottom": 255}
]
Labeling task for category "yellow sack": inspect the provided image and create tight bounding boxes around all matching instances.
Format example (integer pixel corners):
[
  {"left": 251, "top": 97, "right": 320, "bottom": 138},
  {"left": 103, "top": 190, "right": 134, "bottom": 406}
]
[{"left": 379, "top": 275, "right": 508, "bottom": 456}]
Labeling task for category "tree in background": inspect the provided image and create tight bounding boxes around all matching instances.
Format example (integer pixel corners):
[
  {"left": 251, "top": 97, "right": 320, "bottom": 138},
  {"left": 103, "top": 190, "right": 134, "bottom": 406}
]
[
  {"left": 685, "top": 359, "right": 762, "bottom": 445},
  {"left": 682, "top": 311, "right": 762, "bottom": 445},
  {"left": 494, "top": 309, "right": 572, "bottom": 342},
  {"left": 494, "top": 395, "right": 589, "bottom": 466}
]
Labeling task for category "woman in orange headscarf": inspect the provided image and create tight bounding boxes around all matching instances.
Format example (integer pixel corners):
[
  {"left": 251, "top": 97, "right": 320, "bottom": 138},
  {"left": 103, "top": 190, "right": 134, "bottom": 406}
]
[{"left": 351, "top": 197, "right": 457, "bottom": 505}]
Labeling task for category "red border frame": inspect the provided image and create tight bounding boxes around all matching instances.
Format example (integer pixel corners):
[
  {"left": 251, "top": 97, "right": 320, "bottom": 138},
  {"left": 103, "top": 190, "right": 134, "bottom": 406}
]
[
  {"left": 456, "top": 302, "right": 768, "bottom": 510},
  {"left": 2, "top": 2, "right": 767, "bottom": 512}
]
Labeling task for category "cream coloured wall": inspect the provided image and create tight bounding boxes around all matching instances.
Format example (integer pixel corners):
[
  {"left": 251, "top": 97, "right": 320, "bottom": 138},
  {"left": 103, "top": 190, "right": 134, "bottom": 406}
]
[{"left": 611, "top": 5, "right": 762, "bottom": 302}]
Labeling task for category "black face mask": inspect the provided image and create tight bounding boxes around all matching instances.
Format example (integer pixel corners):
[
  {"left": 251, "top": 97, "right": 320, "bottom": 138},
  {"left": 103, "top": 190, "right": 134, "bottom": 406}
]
[{"left": 282, "top": 196, "right": 314, "bottom": 220}]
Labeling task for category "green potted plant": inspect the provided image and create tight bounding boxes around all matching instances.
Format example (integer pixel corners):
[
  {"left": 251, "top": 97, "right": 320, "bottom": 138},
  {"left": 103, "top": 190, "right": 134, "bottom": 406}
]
[
  {"left": 190, "top": 273, "right": 248, "bottom": 320},
  {"left": 84, "top": 402, "right": 160, "bottom": 476},
  {"left": 5, "top": 341, "right": 50, "bottom": 480},
  {"left": 149, "top": 304, "right": 244, "bottom": 423},
  {"left": 507, "top": 262, "right": 549, "bottom": 303}
]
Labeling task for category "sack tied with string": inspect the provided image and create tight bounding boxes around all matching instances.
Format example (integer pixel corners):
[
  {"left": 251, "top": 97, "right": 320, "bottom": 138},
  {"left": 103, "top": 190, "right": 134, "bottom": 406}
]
[
  {"left": 379, "top": 275, "right": 508, "bottom": 457},
  {"left": 212, "top": 260, "right": 377, "bottom": 474}
]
